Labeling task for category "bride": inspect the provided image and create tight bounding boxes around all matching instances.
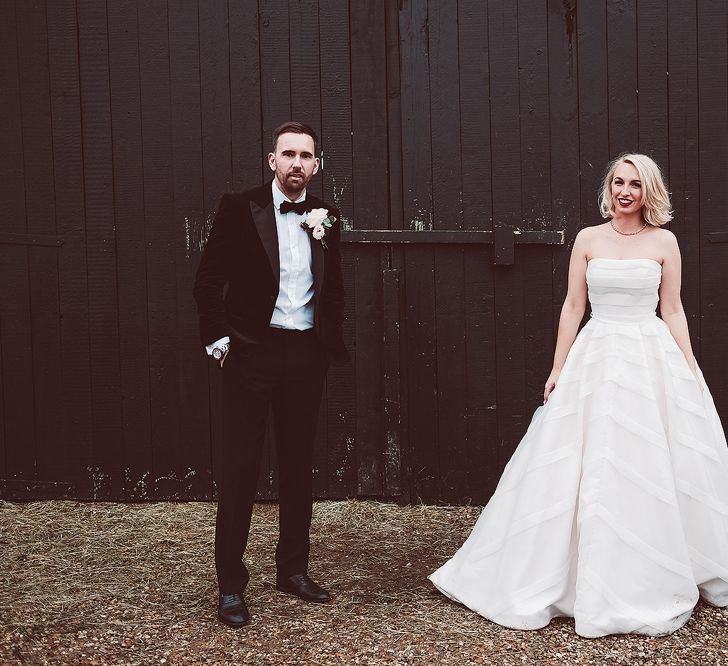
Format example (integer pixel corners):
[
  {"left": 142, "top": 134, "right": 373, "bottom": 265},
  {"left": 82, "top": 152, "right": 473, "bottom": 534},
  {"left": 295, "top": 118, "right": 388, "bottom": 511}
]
[{"left": 429, "top": 154, "right": 728, "bottom": 637}]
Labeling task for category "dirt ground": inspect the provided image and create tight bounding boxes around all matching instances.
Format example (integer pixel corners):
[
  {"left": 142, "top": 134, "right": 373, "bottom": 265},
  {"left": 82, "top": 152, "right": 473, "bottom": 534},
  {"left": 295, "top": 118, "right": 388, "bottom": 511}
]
[{"left": 0, "top": 500, "right": 726, "bottom": 666}]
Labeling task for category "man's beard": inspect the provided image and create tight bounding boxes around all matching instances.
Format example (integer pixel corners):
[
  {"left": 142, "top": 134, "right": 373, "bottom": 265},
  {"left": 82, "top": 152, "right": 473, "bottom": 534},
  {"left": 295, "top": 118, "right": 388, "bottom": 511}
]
[{"left": 285, "top": 171, "right": 306, "bottom": 192}]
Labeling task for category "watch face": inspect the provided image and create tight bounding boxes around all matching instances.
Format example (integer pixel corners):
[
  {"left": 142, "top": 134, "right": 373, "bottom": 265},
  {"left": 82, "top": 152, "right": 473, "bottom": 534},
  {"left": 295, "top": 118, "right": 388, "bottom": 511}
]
[{"left": 213, "top": 348, "right": 222, "bottom": 360}]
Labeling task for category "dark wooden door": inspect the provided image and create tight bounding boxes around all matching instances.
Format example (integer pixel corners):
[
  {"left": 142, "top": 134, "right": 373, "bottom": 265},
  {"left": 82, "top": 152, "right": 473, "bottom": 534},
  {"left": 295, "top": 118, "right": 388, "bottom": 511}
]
[{"left": 1, "top": 0, "right": 727, "bottom": 503}]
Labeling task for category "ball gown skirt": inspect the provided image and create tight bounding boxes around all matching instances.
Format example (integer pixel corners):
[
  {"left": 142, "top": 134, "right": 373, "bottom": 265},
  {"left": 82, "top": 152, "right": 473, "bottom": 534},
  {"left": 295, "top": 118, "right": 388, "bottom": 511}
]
[{"left": 429, "top": 259, "right": 728, "bottom": 637}]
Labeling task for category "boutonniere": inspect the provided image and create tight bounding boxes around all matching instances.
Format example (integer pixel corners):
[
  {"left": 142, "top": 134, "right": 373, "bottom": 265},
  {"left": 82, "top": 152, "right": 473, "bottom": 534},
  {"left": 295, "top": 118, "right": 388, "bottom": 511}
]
[{"left": 301, "top": 208, "right": 336, "bottom": 249}]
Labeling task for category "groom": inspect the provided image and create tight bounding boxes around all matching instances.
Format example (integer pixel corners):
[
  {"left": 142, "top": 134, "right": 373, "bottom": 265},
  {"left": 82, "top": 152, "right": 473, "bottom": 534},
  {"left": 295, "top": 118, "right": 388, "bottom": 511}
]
[{"left": 193, "top": 121, "right": 348, "bottom": 627}]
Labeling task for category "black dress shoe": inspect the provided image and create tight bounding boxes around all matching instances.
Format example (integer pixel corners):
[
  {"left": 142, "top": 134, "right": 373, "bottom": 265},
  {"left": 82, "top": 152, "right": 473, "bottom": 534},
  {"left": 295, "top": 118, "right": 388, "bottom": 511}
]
[
  {"left": 217, "top": 593, "right": 250, "bottom": 627},
  {"left": 275, "top": 573, "right": 331, "bottom": 603}
]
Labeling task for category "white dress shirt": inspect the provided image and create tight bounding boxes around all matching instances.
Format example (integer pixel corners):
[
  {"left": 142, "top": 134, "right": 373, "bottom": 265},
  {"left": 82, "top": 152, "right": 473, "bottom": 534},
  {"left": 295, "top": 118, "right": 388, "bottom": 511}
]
[
  {"left": 206, "top": 180, "right": 314, "bottom": 355},
  {"left": 270, "top": 179, "right": 315, "bottom": 330}
]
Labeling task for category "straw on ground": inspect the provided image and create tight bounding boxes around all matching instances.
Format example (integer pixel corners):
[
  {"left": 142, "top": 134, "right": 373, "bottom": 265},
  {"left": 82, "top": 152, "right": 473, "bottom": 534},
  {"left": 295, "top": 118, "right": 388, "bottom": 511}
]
[{"left": 1, "top": 500, "right": 726, "bottom": 665}]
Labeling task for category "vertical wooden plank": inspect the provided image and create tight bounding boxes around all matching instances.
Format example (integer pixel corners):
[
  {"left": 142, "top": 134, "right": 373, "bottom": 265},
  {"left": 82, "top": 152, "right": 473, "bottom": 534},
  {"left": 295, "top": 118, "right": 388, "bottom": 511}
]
[
  {"left": 107, "top": 0, "right": 152, "bottom": 499},
  {"left": 384, "top": 0, "right": 408, "bottom": 501},
  {"left": 666, "top": 0, "right": 700, "bottom": 349},
  {"left": 607, "top": 0, "right": 638, "bottom": 154},
  {"left": 47, "top": 0, "right": 93, "bottom": 497},
  {"left": 138, "top": 0, "right": 184, "bottom": 499},
  {"left": 350, "top": 0, "right": 388, "bottom": 496},
  {"left": 382, "top": 269, "right": 402, "bottom": 496},
  {"left": 429, "top": 0, "right": 468, "bottom": 504},
  {"left": 577, "top": 2, "right": 609, "bottom": 227},
  {"left": 199, "top": 0, "right": 233, "bottom": 197},
  {"left": 229, "top": 0, "right": 263, "bottom": 190},
  {"left": 697, "top": 1, "right": 728, "bottom": 415},
  {"left": 637, "top": 0, "right": 668, "bottom": 166},
  {"left": 518, "top": 0, "right": 554, "bottom": 437},
  {"left": 400, "top": 0, "right": 437, "bottom": 502},
  {"left": 77, "top": 0, "right": 124, "bottom": 498},
  {"left": 0, "top": 1, "right": 36, "bottom": 488},
  {"left": 488, "top": 0, "right": 525, "bottom": 472},
  {"left": 17, "top": 1, "right": 65, "bottom": 490},
  {"left": 169, "top": 0, "right": 212, "bottom": 499},
  {"left": 457, "top": 0, "right": 499, "bottom": 502},
  {"left": 548, "top": 0, "right": 581, "bottom": 362},
  {"left": 199, "top": 0, "right": 237, "bottom": 499},
  {"left": 260, "top": 0, "right": 291, "bottom": 163},
  {"left": 319, "top": 0, "right": 356, "bottom": 497},
  {"left": 548, "top": 0, "right": 579, "bottom": 297}
]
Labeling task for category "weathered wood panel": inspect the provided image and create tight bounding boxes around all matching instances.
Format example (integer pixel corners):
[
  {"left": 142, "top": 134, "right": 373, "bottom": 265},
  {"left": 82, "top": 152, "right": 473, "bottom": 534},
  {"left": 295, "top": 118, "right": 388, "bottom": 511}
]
[
  {"left": 1, "top": 0, "right": 726, "bottom": 504},
  {"left": 77, "top": 0, "right": 124, "bottom": 498},
  {"left": 697, "top": 1, "right": 728, "bottom": 415},
  {"left": 169, "top": 0, "right": 213, "bottom": 499},
  {"left": 319, "top": 0, "right": 357, "bottom": 499},
  {"left": 0, "top": 1, "right": 36, "bottom": 494}
]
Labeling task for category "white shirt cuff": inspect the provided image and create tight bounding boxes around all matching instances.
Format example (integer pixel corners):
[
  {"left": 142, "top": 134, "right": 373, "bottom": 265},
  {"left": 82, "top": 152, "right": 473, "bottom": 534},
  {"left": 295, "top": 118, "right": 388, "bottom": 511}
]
[{"left": 205, "top": 336, "right": 230, "bottom": 356}]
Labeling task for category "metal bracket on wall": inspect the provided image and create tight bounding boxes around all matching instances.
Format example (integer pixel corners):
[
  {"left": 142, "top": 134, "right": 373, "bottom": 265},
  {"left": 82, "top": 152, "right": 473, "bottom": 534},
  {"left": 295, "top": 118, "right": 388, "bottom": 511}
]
[{"left": 341, "top": 228, "right": 564, "bottom": 265}]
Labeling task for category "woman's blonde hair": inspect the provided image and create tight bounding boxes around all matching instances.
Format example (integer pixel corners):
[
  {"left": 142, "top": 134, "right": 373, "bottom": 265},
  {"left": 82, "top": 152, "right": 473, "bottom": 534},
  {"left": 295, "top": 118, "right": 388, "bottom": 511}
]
[{"left": 598, "top": 153, "right": 673, "bottom": 226}]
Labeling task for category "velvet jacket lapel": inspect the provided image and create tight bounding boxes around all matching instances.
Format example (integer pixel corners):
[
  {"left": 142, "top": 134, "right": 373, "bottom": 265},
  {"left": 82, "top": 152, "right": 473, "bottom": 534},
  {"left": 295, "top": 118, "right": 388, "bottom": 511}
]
[
  {"left": 249, "top": 181, "right": 326, "bottom": 295},
  {"left": 249, "top": 183, "right": 279, "bottom": 284},
  {"left": 307, "top": 198, "right": 326, "bottom": 298}
]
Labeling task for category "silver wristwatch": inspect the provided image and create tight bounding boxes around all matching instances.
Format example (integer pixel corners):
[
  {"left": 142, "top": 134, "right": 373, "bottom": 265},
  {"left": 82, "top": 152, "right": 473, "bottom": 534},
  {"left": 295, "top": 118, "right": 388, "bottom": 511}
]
[{"left": 212, "top": 343, "right": 230, "bottom": 361}]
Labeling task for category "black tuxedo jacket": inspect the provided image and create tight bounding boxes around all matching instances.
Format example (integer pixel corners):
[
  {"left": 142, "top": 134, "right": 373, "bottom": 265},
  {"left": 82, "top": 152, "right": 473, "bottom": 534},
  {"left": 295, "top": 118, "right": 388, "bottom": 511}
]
[{"left": 193, "top": 181, "right": 349, "bottom": 364}]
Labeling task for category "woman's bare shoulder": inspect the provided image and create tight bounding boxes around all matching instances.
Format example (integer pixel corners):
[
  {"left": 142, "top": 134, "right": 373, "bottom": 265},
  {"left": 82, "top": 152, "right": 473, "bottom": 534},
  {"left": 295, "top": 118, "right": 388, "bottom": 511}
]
[{"left": 576, "top": 223, "right": 608, "bottom": 240}]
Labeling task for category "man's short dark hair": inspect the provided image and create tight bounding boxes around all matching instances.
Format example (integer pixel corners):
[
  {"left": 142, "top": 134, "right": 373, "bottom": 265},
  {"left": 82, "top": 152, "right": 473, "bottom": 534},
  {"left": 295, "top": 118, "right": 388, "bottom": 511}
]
[{"left": 272, "top": 121, "right": 319, "bottom": 156}]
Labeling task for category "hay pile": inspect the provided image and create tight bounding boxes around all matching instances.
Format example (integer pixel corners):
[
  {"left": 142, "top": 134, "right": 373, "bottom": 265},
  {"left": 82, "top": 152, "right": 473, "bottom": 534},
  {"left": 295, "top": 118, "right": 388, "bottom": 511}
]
[{"left": 1, "top": 500, "right": 726, "bottom": 665}]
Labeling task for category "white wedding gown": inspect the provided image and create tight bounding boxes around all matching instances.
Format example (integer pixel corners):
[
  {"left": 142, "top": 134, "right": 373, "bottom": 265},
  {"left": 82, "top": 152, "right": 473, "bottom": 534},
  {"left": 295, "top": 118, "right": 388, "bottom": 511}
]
[{"left": 429, "top": 258, "right": 728, "bottom": 637}]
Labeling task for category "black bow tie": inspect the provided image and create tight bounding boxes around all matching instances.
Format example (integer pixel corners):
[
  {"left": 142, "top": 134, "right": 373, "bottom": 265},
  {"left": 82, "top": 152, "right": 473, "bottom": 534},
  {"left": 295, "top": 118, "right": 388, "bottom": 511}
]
[{"left": 279, "top": 200, "right": 309, "bottom": 215}]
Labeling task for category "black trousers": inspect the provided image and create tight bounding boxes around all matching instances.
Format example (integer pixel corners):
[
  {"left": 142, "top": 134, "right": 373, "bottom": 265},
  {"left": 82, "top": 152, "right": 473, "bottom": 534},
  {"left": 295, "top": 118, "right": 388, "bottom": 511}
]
[{"left": 215, "top": 327, "right": 328, "bottom": 594}]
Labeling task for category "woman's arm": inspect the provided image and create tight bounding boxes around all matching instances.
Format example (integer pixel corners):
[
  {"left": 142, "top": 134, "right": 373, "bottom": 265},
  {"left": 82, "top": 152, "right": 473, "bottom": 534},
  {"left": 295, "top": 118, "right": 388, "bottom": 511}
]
[
  {"left": 658, "top": 231, "right": 699, "bottom": 378},
  {"left": 544, "top": 229, "right": 590, "bottom": 402}
]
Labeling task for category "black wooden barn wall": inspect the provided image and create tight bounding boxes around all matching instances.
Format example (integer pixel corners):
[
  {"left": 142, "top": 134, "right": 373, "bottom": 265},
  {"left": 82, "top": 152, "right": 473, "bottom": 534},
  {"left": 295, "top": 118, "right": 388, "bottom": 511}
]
[{"left": 1, "top": 1, "right": 727, "bottom": 504}]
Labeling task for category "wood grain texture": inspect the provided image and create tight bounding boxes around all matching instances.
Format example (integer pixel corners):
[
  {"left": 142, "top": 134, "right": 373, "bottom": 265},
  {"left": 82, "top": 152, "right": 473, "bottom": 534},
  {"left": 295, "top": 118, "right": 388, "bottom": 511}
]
[
  {"left": 169, "top": 0, "right": 212, "bottom": 499},
  {"left": 607, "top": 0, "right": 639, "bottom": 154},
  {"left": 400, "top": 0, "right": 437, "bottom": 502},
  {"left": 320, "top": 0, "right": 356, "bottom": 497},
  {"left": 139, "top": 0, "right": 185, "bottom": 499},
  {"left": 229, "top": 1, "right": 263, "bottom": 190},
  {"left": 17, "top": 1, "right": 64, "bottom": 489},
  {"left": 429, "top": 0, "right": 468, "bottom": 504},
  {"left": 2, "top": 0, "right": 726, "bottom": 505},
  {"left": 577, "top": 2, "right": 609, "bottom": 229},
  {"left": 46, "top": 0, "right": 93, "bottom": 496},
  {"left": 518, "top": 0, "right": 555, "bottom": 445},
  {"left": 107, "top": 0, "right": 152, "bottom": 499},
  {"left": 488, "top": 0, "right": 526, "bottom": 472},
  {"left": 697, "top": 0, "right": 728, "bottom": 415},
  {"left": 77, "top": 0, "right": 124, "bottom": 499},
  {"left": 384, "top": 0, "right": 408, "bottom": 501},
  {"left": 351, "top": 0, "right": 388, "bottom": 495},
  {"left": 458, "top": 0, "right": 499, "bottom": 499},
  {"left": 666, "top": 0, "right": 700, "bottom": 351},
  {"left": 547, "top": 0, "right": 580, "bottom": 322},
  {"left": 0, "top": 2, "right": 36, "bottom": 488}
]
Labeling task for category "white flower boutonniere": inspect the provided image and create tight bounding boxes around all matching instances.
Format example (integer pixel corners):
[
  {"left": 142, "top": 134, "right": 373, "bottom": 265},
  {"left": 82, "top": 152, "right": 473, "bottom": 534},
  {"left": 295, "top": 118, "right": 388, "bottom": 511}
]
[{"left": 302, "top": 207, "right": 336, "bottom": 249}]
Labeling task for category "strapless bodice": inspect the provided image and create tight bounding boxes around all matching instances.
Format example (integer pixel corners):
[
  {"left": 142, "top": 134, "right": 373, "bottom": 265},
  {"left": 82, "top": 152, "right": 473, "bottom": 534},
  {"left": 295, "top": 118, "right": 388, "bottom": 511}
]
[{"left": 587, "top": 258, "right": 661, "bottom": 324}]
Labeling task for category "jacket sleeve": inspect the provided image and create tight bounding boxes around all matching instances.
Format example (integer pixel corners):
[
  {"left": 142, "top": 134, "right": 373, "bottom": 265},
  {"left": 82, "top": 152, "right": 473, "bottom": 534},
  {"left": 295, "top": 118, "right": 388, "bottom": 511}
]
[{"left": 193, "top": 194, "right": 235, "bottom": 346}]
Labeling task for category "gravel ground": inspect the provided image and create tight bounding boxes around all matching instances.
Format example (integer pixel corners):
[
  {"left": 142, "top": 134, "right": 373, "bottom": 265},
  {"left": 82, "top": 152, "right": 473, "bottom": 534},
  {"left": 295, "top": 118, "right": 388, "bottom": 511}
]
[{"left": 0, "top": 500, "right": 726, "bottom": 665}]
